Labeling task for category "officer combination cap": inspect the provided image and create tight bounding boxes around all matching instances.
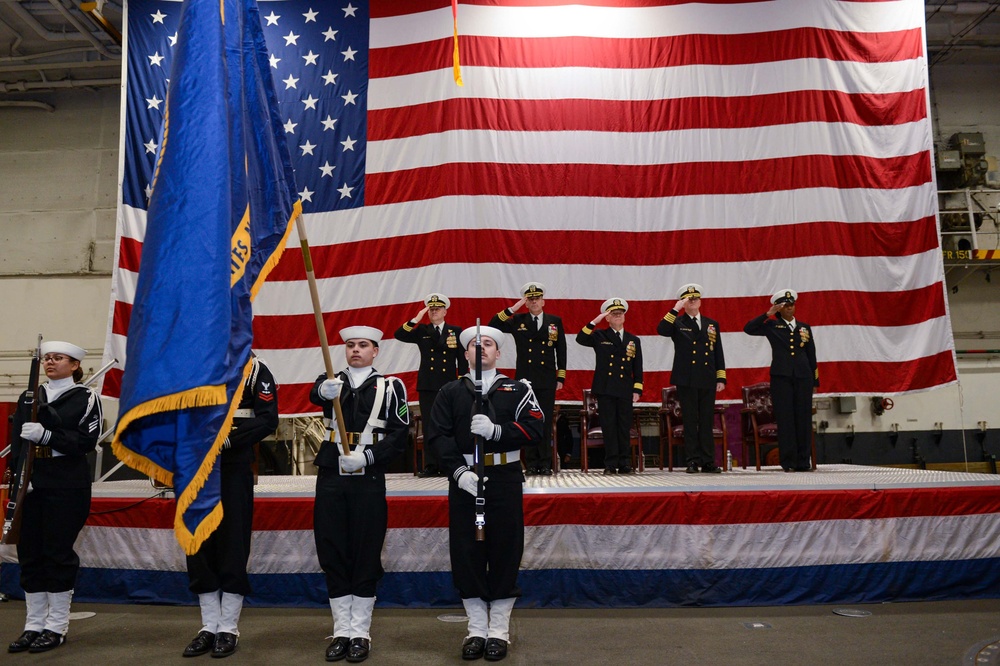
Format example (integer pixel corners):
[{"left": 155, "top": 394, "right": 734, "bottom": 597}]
[
  {"left": 677, "top": 283, "right": 703, "bottom": 300},
  {"left": 459, "top": 325, "right": 505, "bottom": 350},
  {"left": 424, "top": 293, "right": 451, "bottom": 309},
  {"left": 771, "top": 289, "right": 798, "bottom": 305},
  {"left": 601, "top": 298, "right": 628, "bottom": 313},
  {"left": 339, "top": 326, "right": 383, "bottom": 346},
  {"left": 520, "top": 282, "right": 545, "bottom": 298},
  {"left": 40, "top": 340, "right": 86, "bottom": 361}
]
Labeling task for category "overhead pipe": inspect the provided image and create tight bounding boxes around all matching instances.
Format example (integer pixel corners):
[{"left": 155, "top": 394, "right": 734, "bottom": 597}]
[
  {"left": 0, "top": 100, "right": 55, "bottom": 111},
  {"left": 0, "top": 76, "right": 119, "bottom": 92},
  {"left": 46, "top": 0, "right": 119, "bottom": 58}
]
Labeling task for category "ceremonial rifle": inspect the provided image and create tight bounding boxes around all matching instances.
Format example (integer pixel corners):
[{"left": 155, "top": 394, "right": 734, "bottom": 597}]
[
  {"left": 2, "top": 334, "right": 43, "bottom": 545},
  {"left": 473, "top": 319, "right": 486, "bottom": 541}
]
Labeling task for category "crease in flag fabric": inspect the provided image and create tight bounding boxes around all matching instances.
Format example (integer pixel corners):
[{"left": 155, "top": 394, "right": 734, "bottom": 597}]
[{"left": 112, "top": 0, "right": 299, "bottom": 555}]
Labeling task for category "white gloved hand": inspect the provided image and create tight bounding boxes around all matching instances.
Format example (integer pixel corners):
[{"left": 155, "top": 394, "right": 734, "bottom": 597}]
[
  {"left": 458, "top": 470, "right": 480, "bottom": 497},
  {"left": 21, "top": 422, "right": 48, "bottom": 444},
  {"left": 339, "top": 450, "right": 367, "bottom": 473},
  {"left": 319, "top": 378, "right": 344, "bottom": 401},
  {"left": 470, "top": 414, "right": 501, "bottom": 440}
]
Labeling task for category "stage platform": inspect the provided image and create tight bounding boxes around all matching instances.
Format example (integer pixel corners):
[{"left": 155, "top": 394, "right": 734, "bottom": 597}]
[{"left": 3, "top": 465, "right": 999, "bottom": 608}]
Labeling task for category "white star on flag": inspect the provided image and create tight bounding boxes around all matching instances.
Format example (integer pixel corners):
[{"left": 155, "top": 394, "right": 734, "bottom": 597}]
[
  {"left": 168, "top": 32, "right": 178, "bottom": 46},
  {"left": 283, "top": 74, "right": 299, "bottom": 89},
  {"left": 302, "top": 94, "right": 318, "bottom": 110},
  {"left": 300, "top": 140, "right": 316, "bottom": 155},
  {"left": 269, "top": 53, "right": 281, "bottom": 69},
  {"left": 144, "top": 139, "right": 158, "bottom": 153},
  {"left": 337, "top": 183, "right": 353, "bottom": 198},
  {"left": 148, "top": 52, "right": 164, "bottom": 66},
  {"left": 264, "top": 11, "right": 279, "bottom": 26},
  {"left": 342, "top": 3, "right": 357, "bottom": 18},
  {"left": 340, "top": 136, "right": 356, "bottom": 151},
  {"left": 283, "top": 119, "right": 297, "bottom": 134},
  {"left": 319, "top": 162, "right": 335, "bottom": 177},
  {"left": 302, "top": 51, "right": 319, "bottom": 66},
  {"left": 322, "top": 70, "right": 338, "bottom": 85},
  {"left": 284, "top": 31, "right": 299, "bottom": 46},
  {"left": 150, "top": 10, "right": 166, "bottom": 23},
  {"left": 303, "top": 8, "right": 318, "bottom": 22},
  {"left": 146, "top": 95, "right": 162, "bottom": 110},
  {"left": 341, "top": 90, "right": 357, "bottom": 105},
  {"left": 321, "top": 115, "right": 337, "bottom": 131},
  {"left": 341, "top": 46, "right": 357, "bottom": 61},
  {"left": 323, "top": 27, "right": 337, "bottom": 41},
  {"left": 299, "top": 187, "right": 313, "bottom": 202}
]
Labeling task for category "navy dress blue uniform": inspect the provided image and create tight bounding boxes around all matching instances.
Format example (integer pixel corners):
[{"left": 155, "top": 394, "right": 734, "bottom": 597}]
[
  {"left": 10, "top": 382, "right": 102, "bottom": 595},
  {"left": 489, "top": 308, "right": 566, "bottom": 472},
  {"left": 394, "top": 319, "right": 468, "bottom": 471},
  {"left": 427, "top": 373, "right": 543, "bottom": 604},
  {"left": 657, "top": 305, "right": 726, "bottom": 470},
  {"left": 744, "top": 309, "right": 818, "bottom": 471},
  {"left": 576, "top": 315, "right": 643, "bottom": 473},
  {"left": 310, "top": 369, "right": 409, "bottom": 599},
  {"left": 186, "top": 357, "right": 278, "bottom": 597}
]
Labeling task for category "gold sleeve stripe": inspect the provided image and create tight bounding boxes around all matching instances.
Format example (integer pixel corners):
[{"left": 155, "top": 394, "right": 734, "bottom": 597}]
[
  {"left": 633, "top": 383, "right": 643, "bottom": 391},
  {"left": 557, "top": 370, "right": 566, "bottom": 379},
  {"left": 496, "top": 310, "right": 510, "bottom": 322},
  {"left": 663, "top": 312, "right": 676, "bottom": 323},
  {"left": 716, "top": 370, "right": 727, "bottom": 379},
  {"left": 402, "top": 322, "right": 415, "bottom": 331},
  {"left": 581, "top": 325, "right": 593, "bottom": 333}
]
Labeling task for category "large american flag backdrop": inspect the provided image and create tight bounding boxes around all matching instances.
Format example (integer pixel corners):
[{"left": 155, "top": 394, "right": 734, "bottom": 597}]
[{"left": 104, "top": 0, "right": 957, "bottom": 415}]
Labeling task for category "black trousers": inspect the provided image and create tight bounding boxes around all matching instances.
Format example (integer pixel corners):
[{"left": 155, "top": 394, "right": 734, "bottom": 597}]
[
  {"left": 677, "top": 385, "right": 716, "bottom": 467},
  {"left": 419, "top": 390, "right": 441, "bottom": 470},
  {"left": 314, "top": 467, "right": 388, "bottom": 598},
  {"left": 526, "top": 387, "right": 555, "bottom": 471},
  {"left": 772, "top": 374, "right": 814, "bottom": 470},
  {"left": 596, "top": 394, "right": 632, "bottom": 471},
  {"left": 448, "top": 463, "right": 523, "bottom": 601},
  {"left": 17, "top": 486, "right": 91, "bottom": 593},
  {"left": 187, "top": 463, "right": 254, "bottom": 595}
]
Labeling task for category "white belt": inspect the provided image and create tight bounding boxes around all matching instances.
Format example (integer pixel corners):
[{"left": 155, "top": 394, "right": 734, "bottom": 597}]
[
  {"left": 328, "top": 430, "right": 379, "bottom": 445},
  {"left": 464, "top": 451, "right": 520, "bottom": 467},
  {"left": 233, "top": 408, "right": 254, "bottom": 418}
]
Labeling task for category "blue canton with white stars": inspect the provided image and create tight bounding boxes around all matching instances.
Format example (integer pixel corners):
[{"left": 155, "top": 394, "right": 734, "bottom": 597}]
[{"left": 123, "top": 0, "right": 368, "bottom": 214}]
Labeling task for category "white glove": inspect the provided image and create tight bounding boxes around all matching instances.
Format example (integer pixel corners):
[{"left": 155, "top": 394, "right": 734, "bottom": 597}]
[
  {"left": 21, "top": 422, "right": 48, "bottom": 444},
  {"left": 319, "top": 378, "right": 344, "bottom": 401},
  {"left": 340, "top": 450, "right": 367, "bottom": 473},
  {"left": 470, "top": 414, "right": 501, "bottom": 440},
  {"left": 458, "top": 470, "right": 480, "bottom": 497}
]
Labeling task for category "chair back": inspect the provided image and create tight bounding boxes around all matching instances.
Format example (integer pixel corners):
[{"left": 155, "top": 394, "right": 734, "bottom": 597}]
[
  {"left": 661, "top": 386, "right": 682, "bottom": 424},
  {"left": 741, "top": 382, "right": 775, "bottom": 425}
]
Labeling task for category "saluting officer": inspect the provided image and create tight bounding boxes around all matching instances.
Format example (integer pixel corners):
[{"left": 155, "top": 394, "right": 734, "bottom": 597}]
[
  {"left": 489, "top": 282, "right": 566, "bottom": 476},
  {"left": 394, "top": 293, "right": 468, "bottom": 477},
  {"left": 182, "top": 353, "right": 278, "bottom": 659},
  {"left": 576, "top": 299, "right": 643, "bottom": 475},
  {"left": 657, "top": 284, "right": 726, "bottom": 474},
  {"left": 426, "top": 325, "right": 544, "bottom": 662},
  {"left": 744, "top": 289, "right": 819, "bottom": 472},
  {"left": 309, "top": 327, "right": 409, "bottom": 663}
]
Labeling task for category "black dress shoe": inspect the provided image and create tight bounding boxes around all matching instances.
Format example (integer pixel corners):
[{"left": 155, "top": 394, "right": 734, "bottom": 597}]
[
  {"left": 602, "top": 468, "right": 616, "bottom": 475},
  {"left": 346, "top": 637, "right": 370, "bottom": 663},
  {"left": 484, "top": 638, "right": 508, "bottom": 661},
  {"left": 211, "top": 632, "right": 237, "bottom": 658},
  {"left": 417, "top": 467, "right": 439, "bottom": 478},
  {"left": 537, "top": 467, "right": 553, "bottom": 476},
  {"left": 462, "top": 636, "right": 486, "bottom": 660},
  {"left": 8, "top": 630, "right": 40, "bottom": 653},
  {"left": 326, "top": 636, "right": 350, "bottom": 661},
  {"left": 183, "top": 631, "right": 216, "bottom": 657},
  {"left": 685, "top": 463, "right": 699, "bottom": 474},
  {"left": 795, "top": 467, "right": 814, "bottom": 472},
  {"left": 28, "top": 630, "right": 64, "bottom": 653},
  {"left": 783, "top": 467, "right": 795, "bottom": 473},
  {"left": 701, "top": 464, "right": 722, "bottom": 474},
  {"left": 618, "top": 466, "right": 636, "bottom": 475}
]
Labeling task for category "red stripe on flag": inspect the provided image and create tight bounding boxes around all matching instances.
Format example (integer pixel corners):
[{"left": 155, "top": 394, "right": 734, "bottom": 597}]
[
  {"left": 118, "top": 237, "right": 142, "bottom": 273},
  {"left": 366, "top": 154, "right": 933, "bottom": 205},
  {"left": 372, "top": 0, "right": 802, "bottom": 20},
  {"left": 369, "top": 90, "right": 929, "bottom": 140},
  {"left": 370, "top": 29, "right": 925, "bottom": 78},
  {"left": 266, "top": 219, "right": 940, "bottom": 282}
]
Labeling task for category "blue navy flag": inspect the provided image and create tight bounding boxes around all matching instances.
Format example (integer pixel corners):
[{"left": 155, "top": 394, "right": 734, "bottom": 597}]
[{"left": 112, "top": 0, "right": 299, "bottom": 554}]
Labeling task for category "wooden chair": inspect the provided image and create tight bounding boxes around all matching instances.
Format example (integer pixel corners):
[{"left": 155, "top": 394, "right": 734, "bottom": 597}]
[
  {"left": 412, "top": 413, "right": 425, "bottom": 475},
  {"left": 579, "top": 389, "right": 643, "bottom": 473},
  {"left": 740, "top": 382, "right": 816, "bottom": 471},
  {"left": 657, "top": 386, "right": 729, "bottom": 471}
]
